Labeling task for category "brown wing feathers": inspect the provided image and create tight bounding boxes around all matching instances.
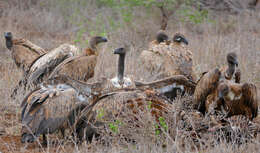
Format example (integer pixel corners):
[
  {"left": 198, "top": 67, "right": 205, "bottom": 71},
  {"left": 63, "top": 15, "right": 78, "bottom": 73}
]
[
  {"left": 242, "top": 83, "right": 258, "bottom": 119},
  {"left": 46, "top": 36, "right": 107, "bottom": 82},
  {"left": 193, "top": 68, "right": 221, "bottom": 113},
  {"left": 140, "top": 31, "right": 195, "bottom": 82}
]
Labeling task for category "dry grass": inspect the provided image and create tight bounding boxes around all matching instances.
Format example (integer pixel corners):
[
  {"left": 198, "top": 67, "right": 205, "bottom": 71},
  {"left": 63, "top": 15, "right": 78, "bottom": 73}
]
[{"left": 0, "top": 0, "right": 259, "bottom": 152}]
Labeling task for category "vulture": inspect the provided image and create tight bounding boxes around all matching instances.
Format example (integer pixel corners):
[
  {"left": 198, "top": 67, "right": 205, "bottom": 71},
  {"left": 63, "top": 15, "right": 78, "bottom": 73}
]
[
  {"left": 20, "top": 84, "right": 84, "bottom": 144},
  {"left": 194, "top": 52, "right": 241, "bottom": 114},
  {"left": 216, "top": 81, "right": 258, "bottom": 120},
  {"left": 193, "top": 58, "right": 258, "bottom": 120},
  {"left": 20, "top": 82, "right": 112, "bottom": 144},
  {"left": 140, "top": 31, "right": 196, "bottom": 82},
  {"left": 4, "top": 32, "right": 46, "bottom": 74},
  {"left": 11, "top": 43, "right": 80, "bottom": 99},
  {"left": 47, "top": 36, "right": 108, "bottom": 82}
]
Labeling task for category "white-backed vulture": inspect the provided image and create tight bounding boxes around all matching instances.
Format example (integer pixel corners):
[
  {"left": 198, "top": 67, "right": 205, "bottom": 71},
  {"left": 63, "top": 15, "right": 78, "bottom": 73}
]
[
  {"left": 4, "top": 32, "right": 46, "bottom": 73},
  {"left": 20, "top": 81, "right": 114, "bottom": 144},
  {"left": 20, "top": 83, "right": 92, "bottom": 144},
  {"left": 194, "top": 52, "right": 241, "bottom": 114},
  {"left": 11, "top": 43, "right": 80, "bottom": 99},
  {"left": 47, "top": 36, "right": 108, "bottom": 82},
  {"left": 216, "top": 81, "right": 258, "bottom": 120},
  {"left": 140, "top": 31, "right": 196, "bottom": 82},
  {"left": 193, "top": 59, "right": 258, "bottom": 120}
]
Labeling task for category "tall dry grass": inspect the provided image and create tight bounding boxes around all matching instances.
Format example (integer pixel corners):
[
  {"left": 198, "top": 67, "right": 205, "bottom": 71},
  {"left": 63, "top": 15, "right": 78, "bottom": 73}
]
[{"left": 0, "top": 0, "right": 259, "bottom": 152}]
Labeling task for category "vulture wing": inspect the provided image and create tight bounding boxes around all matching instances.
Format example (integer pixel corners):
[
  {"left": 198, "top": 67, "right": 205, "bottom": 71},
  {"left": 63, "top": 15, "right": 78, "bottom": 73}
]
[
  {"left": 48, "top": 55, "right": 97, "bottom": 82},
  {"left": 11, "top": 39, "right": 46, "bottom": 73},
  {"left": 27, "top": 44, "right": 79, "bottom": 84},
  {"left": 242, "top": 83, "right": 258, "bottom": 119},
  {"left": 21, "top": 84, "right": 88, "bottom": 140},
  {"left": 17, "top": 39, "right": 46, "bottom": 55},
  {"left": 140, "top": 41, "right": 196, "bottom": 81},
  {"left": 193, "top": 68, "right": 222, "bottom": 114}
]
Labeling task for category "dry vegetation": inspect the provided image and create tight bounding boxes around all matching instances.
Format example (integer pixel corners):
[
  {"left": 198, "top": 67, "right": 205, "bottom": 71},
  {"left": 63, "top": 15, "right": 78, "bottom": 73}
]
[{"left": 0, "top": 0, "right": 259, "bottom": 152}]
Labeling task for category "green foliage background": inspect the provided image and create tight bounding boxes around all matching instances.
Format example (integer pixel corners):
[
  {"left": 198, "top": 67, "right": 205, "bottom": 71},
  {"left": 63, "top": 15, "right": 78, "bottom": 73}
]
[{"left": 42, "top": 0, "right": 210, "bottom": 47}]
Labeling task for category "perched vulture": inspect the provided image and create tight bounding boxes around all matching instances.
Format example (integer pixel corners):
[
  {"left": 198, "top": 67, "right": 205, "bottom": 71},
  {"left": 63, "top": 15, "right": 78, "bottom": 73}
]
[
  {"left": 194, "top": 52, "right": 241, "bottom": 114},
  {"left": 11, "top": 43, "right": 80, "bottom": 99},
  {"left": 47, "top": 36, "right": 108, "bottom": 82},
  {"left": 4, "top": 32, "right": 46, "bottom": 73},
  {"left": 194, "top": 64, "right": 258, "bottom": 120},
  {"left": 140, "top": 31, "right": 196, "bottom": 82},
  {"left": 20, "top": 82, "right": 93, "bottom": 144},
  {"left": 21, "top": 80, "right": 112, "bottom": 144}
]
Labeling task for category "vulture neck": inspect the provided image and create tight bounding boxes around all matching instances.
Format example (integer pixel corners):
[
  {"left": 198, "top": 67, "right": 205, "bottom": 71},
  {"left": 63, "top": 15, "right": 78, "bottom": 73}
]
[
  {"left": 5, "top": 38, "right": 13, "bottom": 50},
  {"left": 226, "top": 63, "right": 235, "bottom": 78},
  {"left": 117, "top": 53, "right": 126, "bottom": 83}
]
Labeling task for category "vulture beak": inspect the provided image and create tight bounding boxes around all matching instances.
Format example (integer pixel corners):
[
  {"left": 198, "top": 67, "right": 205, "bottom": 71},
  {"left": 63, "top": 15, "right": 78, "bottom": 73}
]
[
  {"left": 4, "top": 32, "right": 12, "bottom": 39},
  {"left": 101, "top": 37, "right": 108, "bottom": 43},
  {"left": 182, "top": 37, "right": 189, "bottom": 45},
  {"left": 234, "top": 60, "right": 238, "bottom": 67},
  {"left": 113, "top": 47, "right": 124, "bottom": 54}
]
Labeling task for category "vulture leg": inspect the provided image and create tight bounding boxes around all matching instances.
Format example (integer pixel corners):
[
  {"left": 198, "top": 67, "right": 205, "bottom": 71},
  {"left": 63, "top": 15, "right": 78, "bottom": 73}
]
[{"left": 42, "top": 134, "right": 47, "bottom": 147}]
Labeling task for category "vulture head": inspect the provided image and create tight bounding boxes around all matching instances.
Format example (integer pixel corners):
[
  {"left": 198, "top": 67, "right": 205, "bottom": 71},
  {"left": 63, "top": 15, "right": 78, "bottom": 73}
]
[
  {"left": 217, "top": 82, "right": 229, "bottom": 99},
  {"left": 227, "top": 52, "right": 238, "bottom": 67},
  {"left": 21, "top": 133, "right": 35, "bottom": 143},
  {"left": 4, "top": 32, "right": 13, "bottom": 50},
  {"left": 113, "top": 47, "right": 126, "bottom": 55},
  {"left": 156, "top": 30, "right": 169, "bottom": 44},
  {"left": 111, "top": 46, "right": 132, "bottom": 88},
  {"left": 89, "top": 36, "right": 108, "bottom": 51},
  {"left": 173, "top": 33, "right": 188, "bottom": 45}
]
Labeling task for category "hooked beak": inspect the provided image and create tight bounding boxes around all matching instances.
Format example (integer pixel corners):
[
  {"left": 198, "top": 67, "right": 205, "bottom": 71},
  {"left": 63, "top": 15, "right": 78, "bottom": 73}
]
[
  {"left": 4, "top": 32, "right": 12, "bottom": 39},
  {"left": 101, "top": 37, "right": 108, "bottom": 43},
  {"left": 234, "top": 60, "right": 238, "bottom": 67},
  {"left": 182, "top": 37, "right": 189, "bottom": 45}
]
